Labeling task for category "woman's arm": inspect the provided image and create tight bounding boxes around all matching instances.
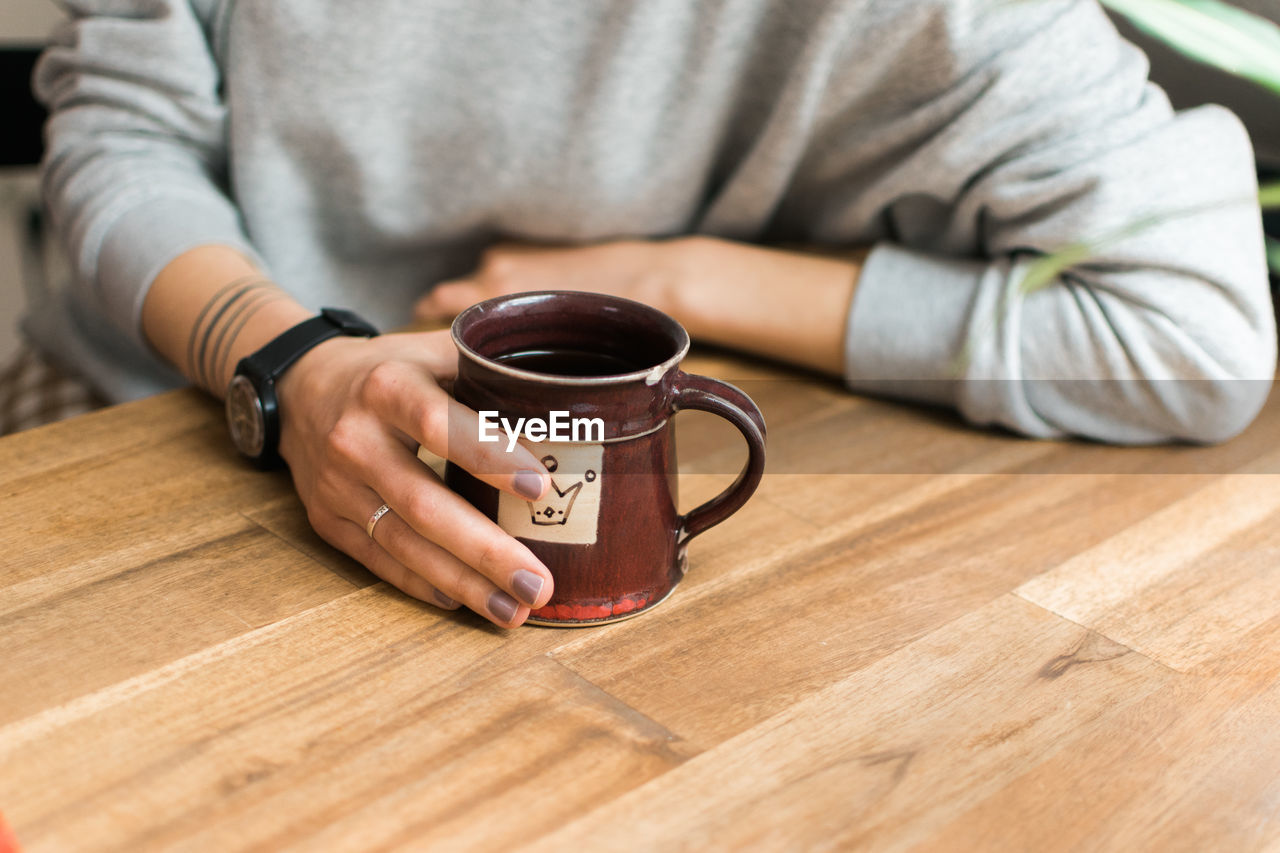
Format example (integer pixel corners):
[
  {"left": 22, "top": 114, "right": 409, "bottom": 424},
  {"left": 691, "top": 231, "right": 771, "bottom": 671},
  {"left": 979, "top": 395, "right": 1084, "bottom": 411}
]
[
  {"left": 140, "top": 245, "right": 558, "bottom": 628},
  {"left": 38, "top": 0, "right": 561, "bottom": 627},
  {"left": 661, "top": 239, "right": 868, "bottom": 376},
  {"left": 141, "top": 247, "right": 310, "bottom": 396},
  {"left": 35, "top": 1, "right": 262, "bottom": 347},
  {"left": 420, "top": 1, "right": 1278, "bottom": 446},
  {"left": 415, "top": 237, "right": 868, "bottom": 376},
  {"left": 814, "top": 0, "right": 1276, "bottom": 444}
]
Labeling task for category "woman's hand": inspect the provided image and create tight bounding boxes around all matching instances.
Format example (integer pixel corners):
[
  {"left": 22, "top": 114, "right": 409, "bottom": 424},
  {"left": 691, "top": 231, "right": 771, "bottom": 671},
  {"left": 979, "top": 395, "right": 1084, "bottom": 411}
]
[
  {"left": 142, "top": 246, "right": 558, "bottom": 628},
  {"left": 274, "top": 328, "right": 556, "bottom": 628},
  {"left": 415, "top": 236, "right": 866, "bottom": 375},
  {"left": 414, "top": 239, "right": 685, "bottom": 321}
]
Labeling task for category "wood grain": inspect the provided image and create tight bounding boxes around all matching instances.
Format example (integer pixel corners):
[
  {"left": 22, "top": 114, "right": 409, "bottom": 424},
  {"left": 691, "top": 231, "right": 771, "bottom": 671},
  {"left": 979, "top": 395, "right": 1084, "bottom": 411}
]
[
  {"left": 3, "top": 351, "right": 1280, "bottom": 851},
  {"left": 0, "top": 389, "right": 292, "bottom": 591},
  {"left": 530, "top": 595, "right": 1172, "bottom": 852},
  {"left": 1016, "top": 451, "right": 1280, "bottom": 671},
  {"left": 549, "top": 470, "right": 1221, "bottom": 746},
  {"left": 0, "top": 390, "right": 215, "bottom": 484},
  {"left": 921, "top": 614, "right": 1280, "bottom": 851},
  {"left": 243, "top": 494, "right": 379, "bottom": 589},
  {"left": 0, "top": 515, "right": 358, "bottom": 726},
  {"left": 0, "top": 588, "right": 687, "bottom": 852}
]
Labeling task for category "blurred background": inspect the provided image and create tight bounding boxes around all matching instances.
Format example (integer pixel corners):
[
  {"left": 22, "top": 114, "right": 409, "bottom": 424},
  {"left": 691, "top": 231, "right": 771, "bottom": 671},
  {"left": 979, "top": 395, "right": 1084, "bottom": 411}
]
[
  {"left": 1, "top": 0, "right": 62, "bottom": 368},
  {"left": 2, "top": 0, "right": 1278, "bottom": 370},
  {"left": 1110, "top": 0, "right": 1280, "bottom": 167}
]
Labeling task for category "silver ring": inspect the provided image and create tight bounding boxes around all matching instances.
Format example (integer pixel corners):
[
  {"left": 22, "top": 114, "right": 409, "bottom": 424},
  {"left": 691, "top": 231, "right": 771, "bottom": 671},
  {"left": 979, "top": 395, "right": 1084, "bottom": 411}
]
[{"left": 366, "top": 503, "right": 392, "bottom": 539}]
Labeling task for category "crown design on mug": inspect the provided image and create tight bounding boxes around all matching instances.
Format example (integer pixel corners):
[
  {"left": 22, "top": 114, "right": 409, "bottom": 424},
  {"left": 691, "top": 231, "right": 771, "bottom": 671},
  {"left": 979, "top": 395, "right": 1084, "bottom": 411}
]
[
  {"left": 528, "top": 455, "right": 597, "bottom": 526},
  {"left": 529, "top": 478, "right": 582, "bottom": 525}
]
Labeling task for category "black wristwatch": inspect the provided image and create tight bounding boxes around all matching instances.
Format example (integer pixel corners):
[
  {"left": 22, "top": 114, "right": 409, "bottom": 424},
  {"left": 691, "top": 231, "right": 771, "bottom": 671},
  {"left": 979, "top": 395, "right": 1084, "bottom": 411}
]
[{"left": 225, "top": 307, "right": 379, "bottom": 469}]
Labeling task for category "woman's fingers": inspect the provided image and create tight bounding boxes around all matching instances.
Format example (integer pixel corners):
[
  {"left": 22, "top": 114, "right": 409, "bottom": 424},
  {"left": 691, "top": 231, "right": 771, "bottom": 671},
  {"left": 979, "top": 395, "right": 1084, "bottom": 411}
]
[
  {"left": 414, "top": 280, "right": 483, "bottom": 321},
  {"left": 366, "top": 454, "right": 554, "bottom": 614},
  {"left": 282, "top": 330, "right": 561, "bottom": 629},
  {"left": 316, "top": 513, "right": 460, "bottom": 612},
  {"left": 357, "top": 359, "right": 550, "bottom": 501},
  {"left": 413, "top": 243, "right": 572, "bottom": 320},
  {"left": 316, "top": 492, "right": 537, "bottom": 631},
  {"left": 318, "top": 428, "right": 555, "bottom": 621},
  {"left": 364, "top": 499, "right": 534, "bottom": 627}
]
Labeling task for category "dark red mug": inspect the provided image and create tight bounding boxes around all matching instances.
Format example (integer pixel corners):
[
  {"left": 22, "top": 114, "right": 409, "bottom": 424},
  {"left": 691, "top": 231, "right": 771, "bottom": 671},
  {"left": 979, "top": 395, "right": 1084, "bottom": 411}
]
[{"left": 445, "top": 291, "right": 766, "bottom": 626}]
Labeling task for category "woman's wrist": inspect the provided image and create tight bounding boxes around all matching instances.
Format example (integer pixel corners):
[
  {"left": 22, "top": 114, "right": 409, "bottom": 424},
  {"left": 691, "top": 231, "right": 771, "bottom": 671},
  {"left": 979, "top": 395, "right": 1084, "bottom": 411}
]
[
  {"left": 661, "top": 235, "right": 865, "bottom": 375},
  {"left": 142, "top": 246, "right": 312, "bottom": 397},
  {"left": 660, "top": 235, "right": 726, "bottom": 341}
]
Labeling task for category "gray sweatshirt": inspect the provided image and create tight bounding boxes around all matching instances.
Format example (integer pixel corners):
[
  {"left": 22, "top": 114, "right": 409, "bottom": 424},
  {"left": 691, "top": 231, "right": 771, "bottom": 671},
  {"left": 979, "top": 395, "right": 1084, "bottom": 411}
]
[{"left": 33, "top": 0, "right": 1277, "bottom": 443}]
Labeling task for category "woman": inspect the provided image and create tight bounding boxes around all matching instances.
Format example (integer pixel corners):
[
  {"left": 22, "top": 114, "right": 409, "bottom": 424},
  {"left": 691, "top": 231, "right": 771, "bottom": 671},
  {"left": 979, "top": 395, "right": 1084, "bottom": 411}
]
[{"left": 29, "top": 0, "right": 1276, "bottom": 627}]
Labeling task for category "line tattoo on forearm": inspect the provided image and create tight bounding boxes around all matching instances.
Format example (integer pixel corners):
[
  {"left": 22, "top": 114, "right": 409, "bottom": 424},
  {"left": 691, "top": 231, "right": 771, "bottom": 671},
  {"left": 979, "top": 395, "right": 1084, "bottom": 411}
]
[
  {"left": 186, "top": 275, "right": 255, "bottom": 383},
  {"left": 210, "top": 289, "right": 287, "bottom": 391},
  {"left": 193, "top": 278, "right": 272, "bottom": 391},
  {"left": 186, "top": 276, "right": 282, "bottom": 392}
]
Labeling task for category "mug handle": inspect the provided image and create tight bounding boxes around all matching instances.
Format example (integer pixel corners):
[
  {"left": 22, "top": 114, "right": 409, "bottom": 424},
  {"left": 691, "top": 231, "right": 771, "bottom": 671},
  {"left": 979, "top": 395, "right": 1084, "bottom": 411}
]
[{"left": 672, "top": 372, "right": 767, "bottom": 549}]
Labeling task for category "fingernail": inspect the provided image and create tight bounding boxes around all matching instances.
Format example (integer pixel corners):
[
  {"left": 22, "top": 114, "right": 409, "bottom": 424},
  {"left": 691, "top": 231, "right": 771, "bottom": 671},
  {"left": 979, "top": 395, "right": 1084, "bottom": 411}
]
[
  {"left": 488, "top": 590, "right": 519, "bottom": 623},
  {"left": 511, "top": 569, "right": 544, "bottom": 606},
  {"left": 514, "top": 469, "right": 545, "bottom": 500},
  {"left": 434, "top": 589, "right": 457, "bottom": 608}
]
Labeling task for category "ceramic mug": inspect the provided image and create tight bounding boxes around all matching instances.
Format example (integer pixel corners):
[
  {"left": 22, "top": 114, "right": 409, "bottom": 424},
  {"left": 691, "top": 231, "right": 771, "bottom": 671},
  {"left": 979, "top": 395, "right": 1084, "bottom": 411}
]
[{"left": 445, "top": 291, "right": 766, "bottom": 626}]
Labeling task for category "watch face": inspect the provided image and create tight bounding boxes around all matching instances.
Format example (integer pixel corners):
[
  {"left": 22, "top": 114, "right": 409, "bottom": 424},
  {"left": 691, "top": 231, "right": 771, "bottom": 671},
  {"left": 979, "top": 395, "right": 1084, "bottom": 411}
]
[{"left": 226, "top": 375, "right": 266, "bottom": 459}]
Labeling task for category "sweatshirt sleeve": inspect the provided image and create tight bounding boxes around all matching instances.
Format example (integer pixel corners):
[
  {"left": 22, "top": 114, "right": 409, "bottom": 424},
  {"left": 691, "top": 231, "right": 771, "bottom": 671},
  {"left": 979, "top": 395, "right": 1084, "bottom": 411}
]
[
  {"left": 34, "top": 0, "right": 262, "bottom": 344},
  {"left": 842, "top": 0, "right": 1276, "bottom": 444}
]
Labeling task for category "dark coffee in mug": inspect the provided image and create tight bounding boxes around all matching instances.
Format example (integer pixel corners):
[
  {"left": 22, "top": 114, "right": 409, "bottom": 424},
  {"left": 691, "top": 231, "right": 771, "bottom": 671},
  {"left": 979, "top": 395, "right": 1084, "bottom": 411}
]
[
  {"left": 492, "top": 348, "right": 643, "bottom": 377},
  {"left": 446, "top": 291, "right": 766, "bottom": 626}
]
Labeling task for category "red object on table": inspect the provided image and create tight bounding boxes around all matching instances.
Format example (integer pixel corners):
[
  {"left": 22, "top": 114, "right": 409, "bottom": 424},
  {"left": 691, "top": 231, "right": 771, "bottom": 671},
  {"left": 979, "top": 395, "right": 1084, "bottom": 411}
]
[{"left": 0, "top": 811, "right": 21, "bottom": 853}]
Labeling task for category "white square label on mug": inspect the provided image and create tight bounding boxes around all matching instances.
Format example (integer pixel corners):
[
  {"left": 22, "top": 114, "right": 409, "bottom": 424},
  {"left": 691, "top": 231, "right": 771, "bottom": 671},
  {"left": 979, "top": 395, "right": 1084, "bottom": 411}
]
[{"left": 498, "top": 442, "right": 604, "bottom": 545}]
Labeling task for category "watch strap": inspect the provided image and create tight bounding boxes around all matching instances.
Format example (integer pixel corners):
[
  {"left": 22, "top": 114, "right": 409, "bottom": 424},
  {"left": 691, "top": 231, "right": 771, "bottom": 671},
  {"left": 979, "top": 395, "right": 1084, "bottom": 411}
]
[
  {"left": 238, "top": 308, "right": 379, "bottom": 384},
  {"left": 230, "top": 308, "right": 378, "bottom": 468}
]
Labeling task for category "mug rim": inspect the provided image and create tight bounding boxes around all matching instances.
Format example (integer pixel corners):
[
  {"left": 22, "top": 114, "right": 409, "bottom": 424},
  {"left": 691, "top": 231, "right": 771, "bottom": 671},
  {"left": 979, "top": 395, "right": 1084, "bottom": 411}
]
[{"left": 450, "top": 290, "right": 691, "bottom": 387}]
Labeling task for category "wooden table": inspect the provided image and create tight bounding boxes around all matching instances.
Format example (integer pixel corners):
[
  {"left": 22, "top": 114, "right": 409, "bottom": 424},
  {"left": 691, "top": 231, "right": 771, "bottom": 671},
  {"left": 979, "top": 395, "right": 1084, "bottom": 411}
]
[{"left": 3, "top": 350, "right": 1280, "bottom": 851}]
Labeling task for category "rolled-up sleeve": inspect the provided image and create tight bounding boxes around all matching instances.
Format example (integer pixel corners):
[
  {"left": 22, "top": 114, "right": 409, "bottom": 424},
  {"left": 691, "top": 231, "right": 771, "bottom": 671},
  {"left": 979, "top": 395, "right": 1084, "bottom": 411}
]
[
  {"left": 35, "top": 0, "right": 262, "bottom": 344},
  {"left": 843, "top": 0, "right": 1276, "bottom": 444}
]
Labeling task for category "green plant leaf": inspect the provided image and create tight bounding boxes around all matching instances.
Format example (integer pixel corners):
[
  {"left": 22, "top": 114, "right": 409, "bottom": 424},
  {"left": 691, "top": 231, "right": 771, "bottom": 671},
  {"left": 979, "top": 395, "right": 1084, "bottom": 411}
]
[
  {"left": 1016, "top": 206, "right": 1201, "bottom": 297},
  {"left": 1103, "top": 0, "right": 1280, "bottom": 95},
  {"left": 1267, "top": 236, "right": 1280, "bottom": 276},
  {"left": 1018, "top": 242, "right": 1093, "bottom": 296},
  {"left": 1015, "top": 192, "right": 1268, "bottom": 301},
  {"left": 1260, "top": 182, "right": 1280, "bottom": 209}
]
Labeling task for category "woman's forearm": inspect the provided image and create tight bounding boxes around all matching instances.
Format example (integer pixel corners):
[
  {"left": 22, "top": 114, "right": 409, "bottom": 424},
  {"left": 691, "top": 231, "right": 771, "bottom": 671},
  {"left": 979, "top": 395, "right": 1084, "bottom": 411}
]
[
  {"left": 141, "top": 245, "right": 312, "bottom": 398},
  {"left": 667, "top": 237, "right": 866, "bottom": 376},
  {"left": 414, "top": 235, "right": 867, "bottom": 376}
]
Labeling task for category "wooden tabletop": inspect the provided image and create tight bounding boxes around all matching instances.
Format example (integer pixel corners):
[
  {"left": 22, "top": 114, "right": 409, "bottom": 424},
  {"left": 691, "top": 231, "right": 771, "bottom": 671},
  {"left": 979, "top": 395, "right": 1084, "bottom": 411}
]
[{"left": 3, "top": 350, "right": 1280, "bottom": 851}]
